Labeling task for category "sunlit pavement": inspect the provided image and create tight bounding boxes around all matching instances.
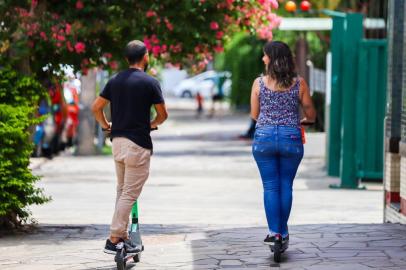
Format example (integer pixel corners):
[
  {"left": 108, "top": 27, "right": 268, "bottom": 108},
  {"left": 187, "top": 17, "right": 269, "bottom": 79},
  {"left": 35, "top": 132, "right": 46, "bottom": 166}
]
[{"left": 1, "top": 99, "right": 404, "bottom": 270}]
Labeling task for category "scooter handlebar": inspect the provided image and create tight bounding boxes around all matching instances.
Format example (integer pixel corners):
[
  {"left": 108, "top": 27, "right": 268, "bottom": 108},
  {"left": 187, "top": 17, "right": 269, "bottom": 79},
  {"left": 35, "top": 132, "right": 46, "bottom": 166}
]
[
  {"left": 101, "top": 127, "right": 158, "bottom": 131},
  {"left": 300, "top": 121, "right": 314, "bottom": 126}
]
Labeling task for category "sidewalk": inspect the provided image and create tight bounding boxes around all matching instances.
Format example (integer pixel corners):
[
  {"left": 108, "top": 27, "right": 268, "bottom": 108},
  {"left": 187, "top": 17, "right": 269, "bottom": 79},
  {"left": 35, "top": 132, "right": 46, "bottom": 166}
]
[
  {"left": 1, "top": 99, "right": 401, "bottom": 269},
  {"left": 1, "top": 223, "right": 405, "bottom": 270}
]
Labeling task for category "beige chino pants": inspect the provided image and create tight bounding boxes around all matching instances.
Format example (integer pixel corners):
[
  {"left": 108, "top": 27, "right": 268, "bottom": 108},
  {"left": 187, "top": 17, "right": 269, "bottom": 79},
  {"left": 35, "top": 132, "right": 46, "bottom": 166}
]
[{"left": 110, "top": 137, "right": 151, "bottom": 239}]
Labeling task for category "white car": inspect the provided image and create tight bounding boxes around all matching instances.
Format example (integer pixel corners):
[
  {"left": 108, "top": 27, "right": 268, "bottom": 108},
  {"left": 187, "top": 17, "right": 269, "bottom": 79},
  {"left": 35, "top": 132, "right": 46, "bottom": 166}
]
[{"left": 172, "top": 71, "right": 231, "bottom": 98}]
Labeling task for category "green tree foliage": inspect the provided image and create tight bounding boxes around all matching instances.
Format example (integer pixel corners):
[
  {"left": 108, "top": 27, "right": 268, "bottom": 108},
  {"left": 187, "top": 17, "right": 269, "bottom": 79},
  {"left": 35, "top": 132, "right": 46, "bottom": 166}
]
[
  {"left": 0, "top": 0, "right": 280, "bottom": 76},
  {"left": 0, "top": 67, "right": 50, "bottom": 229},
  {"left": 217, "top": 33, "right": 265, "bottom": 109},
  {"left": 0, "top": 68, "right": 46, "bottom": 105},
  {"left": 312, "top": 0, "right": 342, "bottom": 11},
  {"left": 272, "top": 30, "right": 329, "bottom": 69}
]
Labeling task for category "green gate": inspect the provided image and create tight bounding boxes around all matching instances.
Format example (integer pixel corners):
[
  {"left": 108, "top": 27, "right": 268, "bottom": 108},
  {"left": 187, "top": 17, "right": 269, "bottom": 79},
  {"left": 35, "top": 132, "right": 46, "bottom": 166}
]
[
  {"left": 355, "top": 40, "right": 387, "bottom": 180},
  {"left": 325, "top": 11, "right": 387, "bottom": 188}
]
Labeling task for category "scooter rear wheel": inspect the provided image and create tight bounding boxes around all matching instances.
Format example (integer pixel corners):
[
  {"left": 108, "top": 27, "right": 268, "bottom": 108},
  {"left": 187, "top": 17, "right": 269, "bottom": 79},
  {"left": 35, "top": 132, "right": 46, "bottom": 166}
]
[
  {"left": 273, "top": 241, "right": 282, "bottom": 263},
  {"left": 133, "top": 252, "right": 141, "bottom": 263},
  {"left": 116, "top": 260, "right": 126, "bottom": 270}
]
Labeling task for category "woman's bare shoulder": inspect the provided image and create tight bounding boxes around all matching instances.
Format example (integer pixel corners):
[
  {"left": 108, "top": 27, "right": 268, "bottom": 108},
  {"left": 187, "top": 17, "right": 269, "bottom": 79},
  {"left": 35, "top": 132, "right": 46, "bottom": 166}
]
[
  {"left": 252, "top": 77, "right": 261, "bottom": 95},
  {"left": 252, "top": 76, "right": 262, "bottom": 87}
]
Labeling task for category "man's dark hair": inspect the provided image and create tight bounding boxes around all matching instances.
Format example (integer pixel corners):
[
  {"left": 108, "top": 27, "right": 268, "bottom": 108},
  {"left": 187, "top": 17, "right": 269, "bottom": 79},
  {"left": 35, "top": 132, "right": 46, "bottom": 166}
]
[{"left": 124, "top": 40, "right": 147, "bottom": 64}]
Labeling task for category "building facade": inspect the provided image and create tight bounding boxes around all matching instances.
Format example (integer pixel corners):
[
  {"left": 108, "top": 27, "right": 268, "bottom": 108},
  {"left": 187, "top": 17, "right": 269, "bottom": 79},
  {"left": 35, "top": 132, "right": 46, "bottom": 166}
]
[{"left": 384, "top": 0, "right": 406, "bottom": 223}]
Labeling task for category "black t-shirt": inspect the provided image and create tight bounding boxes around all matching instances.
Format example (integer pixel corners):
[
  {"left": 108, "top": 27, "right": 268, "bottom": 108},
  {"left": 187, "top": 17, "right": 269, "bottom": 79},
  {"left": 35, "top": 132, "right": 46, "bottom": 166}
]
[{"left": 100, "top": 68, "right": 164, "bottom": 150}]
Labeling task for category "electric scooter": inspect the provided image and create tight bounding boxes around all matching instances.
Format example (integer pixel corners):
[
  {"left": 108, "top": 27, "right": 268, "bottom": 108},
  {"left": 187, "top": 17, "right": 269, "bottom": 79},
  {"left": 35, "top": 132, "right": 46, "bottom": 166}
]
[
  {"left": 269, "top": 234, "right": 288, "bottom": 263},
  {"left": 114, "top": 201, "right": 144, "bottom": 270}
]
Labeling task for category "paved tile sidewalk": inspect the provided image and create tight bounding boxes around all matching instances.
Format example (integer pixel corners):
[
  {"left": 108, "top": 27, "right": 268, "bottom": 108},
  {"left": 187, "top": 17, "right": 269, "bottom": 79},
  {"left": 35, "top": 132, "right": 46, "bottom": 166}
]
[
  {"left": 0, "top": 102, "right": 397, "bottom": 269},
  {"left": 1, "top": 223, "right": 405, "bottom": 269}
]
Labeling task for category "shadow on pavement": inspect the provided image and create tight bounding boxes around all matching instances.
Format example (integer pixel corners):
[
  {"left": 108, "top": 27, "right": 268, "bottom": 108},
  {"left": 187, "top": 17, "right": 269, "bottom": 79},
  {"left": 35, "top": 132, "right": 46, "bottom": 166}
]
[
  {"left": 1, "top": 223, "right": 405, "bottom": 269},
  {"left": 155, "top": 133, "right": 248, "bottom": 142},
  {"left": 189, "top": 223, "right": 406, "bottom": 270},
  {"left": 155, "top": 149, "right": 251, "bottom": 157}
]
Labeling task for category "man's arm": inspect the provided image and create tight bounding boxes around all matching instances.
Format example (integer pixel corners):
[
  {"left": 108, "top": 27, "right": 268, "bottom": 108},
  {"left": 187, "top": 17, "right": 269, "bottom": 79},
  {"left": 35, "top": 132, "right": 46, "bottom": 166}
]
[
  {"left": 151, "top": 103, "right": 168, "bottom": 129},
  {"left": 91, "top": 96, "right": 111, "bottom": 130}
]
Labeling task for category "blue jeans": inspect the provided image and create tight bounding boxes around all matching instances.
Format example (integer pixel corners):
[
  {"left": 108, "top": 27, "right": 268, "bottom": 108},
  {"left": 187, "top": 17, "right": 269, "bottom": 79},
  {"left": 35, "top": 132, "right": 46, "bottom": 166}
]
[{"left": 252, "top": 126, "right": 303, "bottom": 237}]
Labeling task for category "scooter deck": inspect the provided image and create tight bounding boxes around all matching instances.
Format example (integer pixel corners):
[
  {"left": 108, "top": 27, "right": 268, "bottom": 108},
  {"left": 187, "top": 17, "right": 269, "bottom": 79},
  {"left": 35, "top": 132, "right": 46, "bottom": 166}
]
[{"left": 123, "top": 251, "right": 141, "bottom": 260}]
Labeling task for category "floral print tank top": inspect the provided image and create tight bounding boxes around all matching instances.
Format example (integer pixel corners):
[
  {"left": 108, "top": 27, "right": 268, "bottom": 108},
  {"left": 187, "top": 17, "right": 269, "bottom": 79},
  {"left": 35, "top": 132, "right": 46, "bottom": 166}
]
[{"left": 256, "top": 76, "right": 300, "bottom": 128}]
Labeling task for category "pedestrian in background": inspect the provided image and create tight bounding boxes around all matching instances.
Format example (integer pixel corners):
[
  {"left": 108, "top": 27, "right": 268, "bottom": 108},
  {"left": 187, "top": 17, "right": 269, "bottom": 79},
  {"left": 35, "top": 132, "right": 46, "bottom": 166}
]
[
  {"left": 196, "top": 91, "right": 204, "bottom": 118},
  {"left": 208, "top": 74, "right": 225, "bottom": 118},
  {"left": 250, "top": 41, "right": 316, "bottom": 246}
]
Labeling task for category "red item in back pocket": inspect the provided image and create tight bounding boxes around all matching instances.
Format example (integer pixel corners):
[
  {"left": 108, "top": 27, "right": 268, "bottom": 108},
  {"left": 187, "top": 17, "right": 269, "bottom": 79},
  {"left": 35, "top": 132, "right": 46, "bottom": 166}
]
[{"left": 301, "top": 126, "right": 306, "bottom": 144}]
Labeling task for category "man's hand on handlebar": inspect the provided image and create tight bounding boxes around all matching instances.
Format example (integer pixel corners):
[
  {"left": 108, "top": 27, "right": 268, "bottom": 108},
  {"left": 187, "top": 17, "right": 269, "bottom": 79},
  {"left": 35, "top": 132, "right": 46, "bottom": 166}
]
[
  {"left": 102, "top": 122, "right": 112, "bottom": 132},
  {"left": 150, "top": 124, "right": 158, "bottom": 131}
]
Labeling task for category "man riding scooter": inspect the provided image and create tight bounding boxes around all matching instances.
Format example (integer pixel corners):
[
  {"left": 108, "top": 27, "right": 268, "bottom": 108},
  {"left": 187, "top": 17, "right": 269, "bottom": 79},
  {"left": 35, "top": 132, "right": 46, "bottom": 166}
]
[{"left": 91, "top": 40, "right": 168, "bottom": 254}]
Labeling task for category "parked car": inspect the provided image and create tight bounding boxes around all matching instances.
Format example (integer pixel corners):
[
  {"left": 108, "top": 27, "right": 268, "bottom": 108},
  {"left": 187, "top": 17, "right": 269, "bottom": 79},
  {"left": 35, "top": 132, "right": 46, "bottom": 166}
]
[{"left": 172, "top": 71, "right": 231, "bottom": 98}]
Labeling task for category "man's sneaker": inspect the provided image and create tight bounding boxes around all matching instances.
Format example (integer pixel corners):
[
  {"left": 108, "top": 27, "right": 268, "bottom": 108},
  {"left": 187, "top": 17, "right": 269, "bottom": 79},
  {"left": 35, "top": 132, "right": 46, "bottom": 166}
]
[
  {"left": 122, "top": 239, "right": 142, "bottom": 254},
  {"left": 263, "top": 234, "right": 276, "bottom": 245},
  {"left": 104, "top": 239, "right": 118, "bottom": 254},
  {"left": 282, "top": 234, "right": 289, "bottom": 243},
  {"left": 104, "top": 239, "right": 141, "bottom": 255}
]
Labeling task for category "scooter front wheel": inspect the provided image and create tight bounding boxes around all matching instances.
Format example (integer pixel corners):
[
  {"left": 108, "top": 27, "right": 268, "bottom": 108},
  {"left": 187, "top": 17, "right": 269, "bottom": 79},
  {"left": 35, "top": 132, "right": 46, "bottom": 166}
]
[{"left": 115, "top": 247, "right": 126, "bottom": 270}]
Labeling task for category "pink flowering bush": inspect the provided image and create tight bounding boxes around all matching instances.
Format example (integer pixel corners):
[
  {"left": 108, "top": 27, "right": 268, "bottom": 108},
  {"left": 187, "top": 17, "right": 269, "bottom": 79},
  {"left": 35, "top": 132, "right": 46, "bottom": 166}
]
[{"left": 0, "top": 0, "right": 280, "bottom": 75}]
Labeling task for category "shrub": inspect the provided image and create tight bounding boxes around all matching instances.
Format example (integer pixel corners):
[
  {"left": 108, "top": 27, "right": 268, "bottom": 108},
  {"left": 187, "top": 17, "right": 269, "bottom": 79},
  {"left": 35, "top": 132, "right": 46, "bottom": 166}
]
[
  {"left": 0, "top": 68, "right": 46, "bottom": 106},
  {"left": 0, "top": 67, "right": 50, "bottom": 229}
]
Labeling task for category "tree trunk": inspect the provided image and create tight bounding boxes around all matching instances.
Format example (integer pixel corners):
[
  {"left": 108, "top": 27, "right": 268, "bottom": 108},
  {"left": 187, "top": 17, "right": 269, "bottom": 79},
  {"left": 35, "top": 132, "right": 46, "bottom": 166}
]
[
  {"left": 295, "top": 34, "right": 309, "bottom": 83},
  {"left": 9, "top": 0, "right": 48, "bottom": 76},
  {"left": 76, "top": 69, "right": 97, "bottom": 156}
]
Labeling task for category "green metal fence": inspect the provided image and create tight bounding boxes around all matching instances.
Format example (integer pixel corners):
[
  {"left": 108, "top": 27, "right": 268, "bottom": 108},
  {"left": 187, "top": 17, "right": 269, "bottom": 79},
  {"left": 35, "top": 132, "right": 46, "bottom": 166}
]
[
  {"left": 326, "top": 11, "right": 387, "bottom": 188},
  {"left": 355, "top": 40, "right": 387, "bottom": 180}
]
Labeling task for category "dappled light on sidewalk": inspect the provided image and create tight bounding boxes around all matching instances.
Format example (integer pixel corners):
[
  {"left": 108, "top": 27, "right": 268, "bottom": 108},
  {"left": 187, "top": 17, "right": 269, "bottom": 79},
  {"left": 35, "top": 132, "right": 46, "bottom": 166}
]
[
  {"left": 1, "top": 223, "right": 406, "bottom": 269},
  {"left": 1, "top": 102, "right": 392, "bottom": 269}
]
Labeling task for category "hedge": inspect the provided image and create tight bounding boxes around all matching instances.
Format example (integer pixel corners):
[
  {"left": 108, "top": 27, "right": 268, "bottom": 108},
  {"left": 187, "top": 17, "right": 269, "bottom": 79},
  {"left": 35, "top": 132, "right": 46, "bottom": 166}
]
[{"left": 0, "top": 67, "right": 50, "bottom": 229}]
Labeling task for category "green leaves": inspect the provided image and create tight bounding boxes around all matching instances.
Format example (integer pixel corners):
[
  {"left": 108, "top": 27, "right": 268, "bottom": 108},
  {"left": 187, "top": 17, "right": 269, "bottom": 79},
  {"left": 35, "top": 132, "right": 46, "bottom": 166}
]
[
  {"left": 0, "top": 68, "right": 50, "bottom": 229},
  {"left": 0, "top": 67, "right": 47, "bottom": 106},
  {"left": 1, "top": 1, "right": 280, "bottom": 74},
  {"left": 219, "top": 33, "right": 265, "bottom": 108}
]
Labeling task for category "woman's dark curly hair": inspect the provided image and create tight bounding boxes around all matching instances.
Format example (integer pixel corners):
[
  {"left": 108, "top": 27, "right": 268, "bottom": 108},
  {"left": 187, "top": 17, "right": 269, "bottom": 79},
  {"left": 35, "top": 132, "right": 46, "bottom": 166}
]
[{"left": 263, "top": 41, "right": 297, "bottom": 89}]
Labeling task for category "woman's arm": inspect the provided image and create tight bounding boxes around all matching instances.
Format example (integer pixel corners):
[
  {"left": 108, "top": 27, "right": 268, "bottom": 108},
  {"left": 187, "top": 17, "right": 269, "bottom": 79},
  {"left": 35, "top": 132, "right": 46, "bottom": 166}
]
[
  {"left": 250, "top": 78, "right": 260, "bottom": 121},
  {"left": 299, "top": 78, "right": 316, "bottom": 124}
]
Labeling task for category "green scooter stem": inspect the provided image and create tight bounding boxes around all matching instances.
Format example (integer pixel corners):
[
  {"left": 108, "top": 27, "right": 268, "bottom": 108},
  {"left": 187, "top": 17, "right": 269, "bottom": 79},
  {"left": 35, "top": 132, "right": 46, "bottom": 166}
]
[{"left": 131, "top": 201, "right": 139, "bottom": 231}]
